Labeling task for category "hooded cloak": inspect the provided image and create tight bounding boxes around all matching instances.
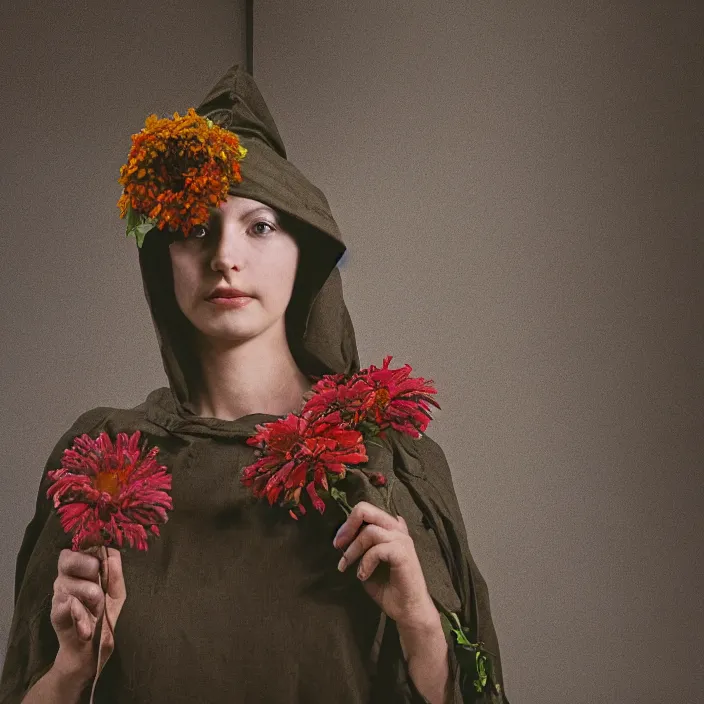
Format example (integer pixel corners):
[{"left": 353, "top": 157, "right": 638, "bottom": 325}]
[{"left": 0, "top": 64, "right": 508, "bottom": 703}]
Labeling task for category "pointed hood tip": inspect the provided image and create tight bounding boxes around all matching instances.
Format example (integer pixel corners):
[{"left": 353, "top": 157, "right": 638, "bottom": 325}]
[{"left": 195, "top": 62, "right": 287, "bottom": 160}]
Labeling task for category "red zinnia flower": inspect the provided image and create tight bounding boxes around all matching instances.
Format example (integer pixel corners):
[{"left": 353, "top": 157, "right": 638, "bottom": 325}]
[
  {"left": 242, "top": 359, "right": 440, "bottom": 519},
  {"left": 302, "top": 375, "right": 367, "bottom": 423},
  {"left": 353, "top": 355, "right": 440, "bottom": 437},
  {"left": 46, "top": 431, "right": 173, "bottom": 551},
  {"left": 304, "top": 356, "right": 440, "bottom": 438},
  {"left": 242, "top": 412, "right": 368, "bottom": 519}
]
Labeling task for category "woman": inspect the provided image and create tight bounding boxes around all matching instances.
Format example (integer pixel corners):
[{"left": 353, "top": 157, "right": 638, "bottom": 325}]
[{"left": 0, "top": 64, "right": 508, "bottom": 703}]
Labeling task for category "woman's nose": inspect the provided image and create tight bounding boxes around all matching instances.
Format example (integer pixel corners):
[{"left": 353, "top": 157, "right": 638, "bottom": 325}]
[{"left": 209, "top": 230, "right": 246, "bottom": 273}]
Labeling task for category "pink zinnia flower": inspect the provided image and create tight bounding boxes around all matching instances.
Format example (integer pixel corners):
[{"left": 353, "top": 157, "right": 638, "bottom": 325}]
[
  {"left": 46, "top": 430, "right": 173, "bottom": 551},
  {"left": 242, "top": 412, "right": 368, "bottom": 519}
]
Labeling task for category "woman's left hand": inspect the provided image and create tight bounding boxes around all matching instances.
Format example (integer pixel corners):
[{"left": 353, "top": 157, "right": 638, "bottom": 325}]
[{"left": 332, "top": 501, "right": 437, "bottom": 629}]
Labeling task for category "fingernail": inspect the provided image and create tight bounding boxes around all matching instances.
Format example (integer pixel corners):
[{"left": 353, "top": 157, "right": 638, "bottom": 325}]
[
  {"left": 337, "top": 555, "right": 347, "bottom": 572},
  {"left": 357, "top": 565, "right": 366, "bottom": 580}
]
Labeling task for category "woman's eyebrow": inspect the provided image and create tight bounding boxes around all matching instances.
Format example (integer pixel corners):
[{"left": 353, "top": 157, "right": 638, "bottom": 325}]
[
  {"left": 244, "top": 206, "right": 278, "bottom": 220},
  {"left": 210, "top": 206, "right": 277, "bottom": 221}
]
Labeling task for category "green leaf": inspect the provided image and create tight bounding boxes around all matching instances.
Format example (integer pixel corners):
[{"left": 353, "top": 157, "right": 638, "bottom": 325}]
[
  {"left": 124, "top": 204, "right": 157, "bottom": 248},
  {"left": 125, "top": 202, "right": 139, "bottom": 231},
  {"left": 127, "top": 219, "right": 157, "bottom": 248},
  {"left": 474, "top": 651, "right": 488, "bottom": 691},
  {"left": 442, "top": 611, "right": 500, "bottom": 695},
  {"left": 448, "top": 611, "right": 472, "bottom": 646},
  {"left": 357, "top": 421, "right": 378, "bottom": 437}
]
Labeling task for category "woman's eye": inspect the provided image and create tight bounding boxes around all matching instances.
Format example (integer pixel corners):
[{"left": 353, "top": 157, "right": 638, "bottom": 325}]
[
  {"left": 190, "top": 224, "right": 209, "bottom": 239},
  {"left": 251, "top": 221, "right": 275, "bottom": 237}
]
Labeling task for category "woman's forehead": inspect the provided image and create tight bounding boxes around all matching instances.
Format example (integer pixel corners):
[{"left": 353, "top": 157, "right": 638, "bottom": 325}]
[{"left": 217, "top": 195, "right": 276, "bottom": 218}]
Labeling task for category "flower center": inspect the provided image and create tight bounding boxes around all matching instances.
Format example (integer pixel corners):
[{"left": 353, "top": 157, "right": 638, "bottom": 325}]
[
  {"left": 374, "top": 388, "right": 391, "bottom": 408},
  {"left": 95, "top": 469, "right": 127, "bottom": 497}
]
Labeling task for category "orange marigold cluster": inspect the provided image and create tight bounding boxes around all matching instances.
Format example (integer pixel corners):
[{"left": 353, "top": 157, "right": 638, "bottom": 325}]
[{"left": 117, "top": 107, "right": 247, "bottom": 238}]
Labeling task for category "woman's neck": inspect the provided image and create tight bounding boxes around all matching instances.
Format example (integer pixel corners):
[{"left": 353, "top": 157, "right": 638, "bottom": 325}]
[{"left": 191, "top": 325, "right": 312, "bottom": 421}]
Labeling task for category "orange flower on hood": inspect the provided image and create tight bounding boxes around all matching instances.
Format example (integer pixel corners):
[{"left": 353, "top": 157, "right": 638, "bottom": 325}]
[{"left": 117, "top": 108, "right": 248, "bottom": 247}]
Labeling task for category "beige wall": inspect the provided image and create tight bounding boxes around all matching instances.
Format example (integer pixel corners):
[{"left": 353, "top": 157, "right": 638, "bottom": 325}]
[{"left": 2, "top": 1, "right": 702, "bottom": 701}]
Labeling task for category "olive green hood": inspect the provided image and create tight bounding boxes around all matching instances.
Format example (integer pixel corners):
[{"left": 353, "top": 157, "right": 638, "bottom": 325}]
[{"left": 136, "top": 63, "right": 360, "bottom": 412}]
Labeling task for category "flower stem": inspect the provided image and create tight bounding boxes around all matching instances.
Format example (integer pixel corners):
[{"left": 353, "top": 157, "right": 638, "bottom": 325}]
[
  {"left": 330, "top": 487, "right": 353, "bottom": 516},
  {"left": 88, "top": 546, "right": 112, "bottom": 704}
]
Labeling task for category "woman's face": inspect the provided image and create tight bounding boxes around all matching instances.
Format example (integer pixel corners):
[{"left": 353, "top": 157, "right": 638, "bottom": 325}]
[{"left": 169, "top": 195, "right": 300, "bottom": 345}]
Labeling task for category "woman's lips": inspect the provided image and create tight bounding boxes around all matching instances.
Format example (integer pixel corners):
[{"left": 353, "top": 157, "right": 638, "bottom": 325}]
[{"left": 207, "top": 296, "right": 253, "bottom": 308}]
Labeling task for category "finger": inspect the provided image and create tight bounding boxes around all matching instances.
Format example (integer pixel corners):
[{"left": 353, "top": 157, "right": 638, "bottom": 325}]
[
  {"left": 338, "top": 524, "right": 396, "bottom": 572},
  {"left": 357, "top": 541, "right": 406, "bottom": 581},
  {"left": 70, "top": 595, "right": 95, "bottom": 641},
  {"left": 55, "top": 578, "right": 105, "bottom": 620},
  {"left": 333, "top": 501, "right": 398, "bottom": 549},
  {"left": 52, "top": 591, "right": 94, "bottom": 641},
  {"left": 396, "top": 515, "right": 409, "bottom": 535},
  {"left": 58, "top": 549, "right": 100, "bottom": 582},
  {"left": 104, "top": 548, "right": 126, "bottom": 600},
  {"left": 51, "top": 591, "right": 76, "bottom": 632}
]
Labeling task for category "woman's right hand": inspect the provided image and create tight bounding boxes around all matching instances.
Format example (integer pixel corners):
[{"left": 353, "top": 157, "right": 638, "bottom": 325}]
[{"left": 49, "top": 547, "right": 126, "bottom": 685}]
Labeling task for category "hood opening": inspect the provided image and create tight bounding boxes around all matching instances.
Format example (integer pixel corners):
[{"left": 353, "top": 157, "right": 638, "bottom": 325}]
[{"left": 137, "top": 209, "right": 354, "bottom": 411}]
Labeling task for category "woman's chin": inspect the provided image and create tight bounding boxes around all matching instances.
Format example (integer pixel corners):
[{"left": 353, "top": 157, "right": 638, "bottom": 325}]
[
  {"left": 196, "top": 324, "right": 260, "bottom": 344},
  {"left": 187, "top": 305, "right": 282, "bottom": 345}
]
